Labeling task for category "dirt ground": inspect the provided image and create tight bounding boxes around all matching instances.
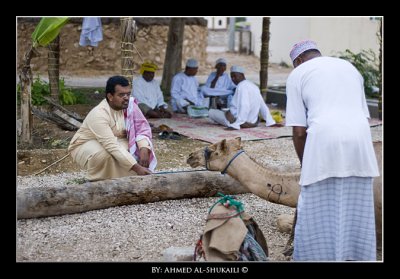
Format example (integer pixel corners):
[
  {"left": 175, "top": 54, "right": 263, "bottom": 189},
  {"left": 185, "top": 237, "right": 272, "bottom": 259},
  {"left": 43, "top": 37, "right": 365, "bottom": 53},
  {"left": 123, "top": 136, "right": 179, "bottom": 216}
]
[
  {"left": 17, "top": 51, "right": 291, "bottom": 177},
  {"left": 17, "top": 101, "right": 209, "bottom": 176}
]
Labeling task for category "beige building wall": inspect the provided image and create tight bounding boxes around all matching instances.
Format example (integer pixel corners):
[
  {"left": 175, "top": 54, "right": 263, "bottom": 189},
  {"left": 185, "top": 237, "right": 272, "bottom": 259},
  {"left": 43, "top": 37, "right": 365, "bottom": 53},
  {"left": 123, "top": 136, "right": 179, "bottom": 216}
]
[{"left": 247, "top": 16, "right": 381, "bottom": 65}]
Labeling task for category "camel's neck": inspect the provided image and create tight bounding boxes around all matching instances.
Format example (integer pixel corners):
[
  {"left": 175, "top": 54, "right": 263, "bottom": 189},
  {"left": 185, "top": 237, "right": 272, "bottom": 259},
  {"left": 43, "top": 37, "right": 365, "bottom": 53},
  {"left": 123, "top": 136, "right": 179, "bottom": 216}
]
[{"left": 224, "top": 152, "right": 300, "bottom": 207}]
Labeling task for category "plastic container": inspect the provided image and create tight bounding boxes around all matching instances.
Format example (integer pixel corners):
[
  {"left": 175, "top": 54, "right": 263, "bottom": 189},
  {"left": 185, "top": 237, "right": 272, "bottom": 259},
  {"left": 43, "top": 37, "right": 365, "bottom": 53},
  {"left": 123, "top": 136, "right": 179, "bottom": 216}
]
[{"left": 187, "top": 105, "right": 209, "bottom": 118}]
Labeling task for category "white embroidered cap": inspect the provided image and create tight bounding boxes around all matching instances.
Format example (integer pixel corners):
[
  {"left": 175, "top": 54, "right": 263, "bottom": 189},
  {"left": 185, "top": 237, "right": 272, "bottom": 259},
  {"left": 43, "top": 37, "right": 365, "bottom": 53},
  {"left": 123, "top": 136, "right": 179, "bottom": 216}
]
[
  {"left": 230, "top": 65, "right": 245, "bottom": 74},
  {"left": 186, "top": 58, "right": 199, "bottom": 68},
  {"left": 289, "top": 40, "right": 319, "bottom": 62},
  {"left": 216, "top": 58, "right": 227, "bottom": 65}
]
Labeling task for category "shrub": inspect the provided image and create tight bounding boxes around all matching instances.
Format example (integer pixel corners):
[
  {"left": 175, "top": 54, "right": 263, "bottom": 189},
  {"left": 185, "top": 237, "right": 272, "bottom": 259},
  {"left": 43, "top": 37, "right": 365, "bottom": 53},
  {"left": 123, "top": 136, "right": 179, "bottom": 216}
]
[
  {"left": 58, "top": 78, "right": 76, "bottom": 105},
  {"left": 17, "top": 76, "right": 87, "bottom": 105},
  {"left": 337, "top": 49, "right": 380, "bottom": 99},
  {"left": 17, "top": 76, "right": 51, "bottom": 105}
]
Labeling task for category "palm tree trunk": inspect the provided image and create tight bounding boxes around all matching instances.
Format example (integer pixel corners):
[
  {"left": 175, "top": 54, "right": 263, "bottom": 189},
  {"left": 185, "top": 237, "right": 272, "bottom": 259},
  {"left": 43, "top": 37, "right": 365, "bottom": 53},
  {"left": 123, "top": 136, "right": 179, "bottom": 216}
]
[
  {"left": 48, "top": 35, "right": 60, "bottom": 102},
  {"left": 259, "top": 17, "right": 270, "bottom": 102},
  {"left": 161, "top": 18, "right": 185, "bottom": 99},
  {"left": 18, "top": 46, "right": 37, "bottom": 145}
]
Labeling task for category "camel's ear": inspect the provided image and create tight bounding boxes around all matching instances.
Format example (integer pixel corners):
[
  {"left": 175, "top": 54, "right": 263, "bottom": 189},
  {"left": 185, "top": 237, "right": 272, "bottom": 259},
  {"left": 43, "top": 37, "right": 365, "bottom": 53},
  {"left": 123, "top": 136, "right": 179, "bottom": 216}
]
[
  {"left": 234, "top": 137, "right": 242, "bottom": 148},
  {"left": 220, "top": 139, "right": 227, "bottom": 151}
]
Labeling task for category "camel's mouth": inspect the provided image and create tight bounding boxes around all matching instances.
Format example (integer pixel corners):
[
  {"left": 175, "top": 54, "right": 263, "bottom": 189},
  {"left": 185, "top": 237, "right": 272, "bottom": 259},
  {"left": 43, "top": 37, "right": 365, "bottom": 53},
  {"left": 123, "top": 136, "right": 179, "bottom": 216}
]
[{"left": 186, "top": 153, "right": 202, "bottom": 168}]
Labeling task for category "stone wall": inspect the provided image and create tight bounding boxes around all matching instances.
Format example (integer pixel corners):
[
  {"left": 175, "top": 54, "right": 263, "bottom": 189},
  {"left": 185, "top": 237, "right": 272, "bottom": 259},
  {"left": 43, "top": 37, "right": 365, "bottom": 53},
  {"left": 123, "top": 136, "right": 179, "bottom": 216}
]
[{"left": 17, "top": 18, "right": 208, "bottom": 77}]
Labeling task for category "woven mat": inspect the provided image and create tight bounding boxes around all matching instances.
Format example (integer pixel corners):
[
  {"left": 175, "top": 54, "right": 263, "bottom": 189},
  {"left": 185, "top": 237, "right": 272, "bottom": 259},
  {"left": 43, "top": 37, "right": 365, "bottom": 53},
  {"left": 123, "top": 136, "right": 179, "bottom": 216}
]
[
  {"left": 149, "top": 114, "right": 291, "bottom": 143},
  {"left": 150, "top": 114, "right": 382, "bottom": 144}
]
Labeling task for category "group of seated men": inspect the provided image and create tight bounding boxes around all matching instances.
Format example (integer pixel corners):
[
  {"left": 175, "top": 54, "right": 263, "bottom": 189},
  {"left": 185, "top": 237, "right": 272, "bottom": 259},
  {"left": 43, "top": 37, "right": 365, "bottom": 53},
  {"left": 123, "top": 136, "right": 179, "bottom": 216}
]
[
  {"left": 132, "top": 58, "right": 278, "bottom": 129},
  {"left": 67, "top": 58, "right": 280, "bottom": 181}
]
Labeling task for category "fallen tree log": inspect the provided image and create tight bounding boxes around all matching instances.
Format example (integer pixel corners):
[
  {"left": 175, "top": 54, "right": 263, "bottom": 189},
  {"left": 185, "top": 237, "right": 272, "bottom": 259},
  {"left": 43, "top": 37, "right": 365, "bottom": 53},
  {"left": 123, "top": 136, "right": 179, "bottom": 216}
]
[
  {"left": 32, "top": 107, "right": 78, "bottom": 131},
  {"left": 43, "top": 96, "right": 84, "bottom": 122},
  {"left": 17, "top": 171, "right": 248, "bottom": 219}
]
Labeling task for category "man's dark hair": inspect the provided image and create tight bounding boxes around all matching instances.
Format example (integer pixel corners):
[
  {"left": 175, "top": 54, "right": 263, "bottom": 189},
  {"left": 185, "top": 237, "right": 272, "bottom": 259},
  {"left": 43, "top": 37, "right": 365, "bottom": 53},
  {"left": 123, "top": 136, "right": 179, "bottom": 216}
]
[
  {"left": 302, "top": 49, "right": 321, "bottom": 57},
  {"left": 105, "top": 76, "right": 130, "bottom": 96}
]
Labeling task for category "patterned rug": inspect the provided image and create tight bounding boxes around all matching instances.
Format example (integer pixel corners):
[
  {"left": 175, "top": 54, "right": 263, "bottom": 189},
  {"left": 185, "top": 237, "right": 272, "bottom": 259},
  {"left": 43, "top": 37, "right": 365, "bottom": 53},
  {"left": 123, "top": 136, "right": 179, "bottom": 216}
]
[
  {"left": 150, "top": 114, "right": 288, "bottom": 143},
  {"left": 149, "top": 114, "right": 382, "bottom": 144},
  {"left": 369, "top": 118, "right": 383, "bottom": 127}
]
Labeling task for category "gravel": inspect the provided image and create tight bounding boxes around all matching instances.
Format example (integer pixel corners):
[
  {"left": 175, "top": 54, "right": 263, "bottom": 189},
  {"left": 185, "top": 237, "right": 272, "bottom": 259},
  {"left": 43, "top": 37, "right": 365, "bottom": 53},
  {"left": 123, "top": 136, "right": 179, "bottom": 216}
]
[{"left": 16, "top": 126, "right": 382, "bottom": 262}]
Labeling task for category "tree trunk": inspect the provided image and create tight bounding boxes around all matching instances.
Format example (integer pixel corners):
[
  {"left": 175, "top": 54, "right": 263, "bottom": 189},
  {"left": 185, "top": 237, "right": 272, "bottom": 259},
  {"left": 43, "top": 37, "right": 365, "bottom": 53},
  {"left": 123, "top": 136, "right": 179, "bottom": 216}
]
[
  {"left": 161, "top": 18, "right": 185, "bottom": 98},
  {"left": 120, "top": 17, "right": 137, "bottom": 84},
  {"left": 259, "top": 17, "right": 271, "bottom": 102},
  {"left": 17, "top": 171, "right": 247, "bottom": 219},
  {"left": 378, "top": 18, "right": 382, "bottom": 120},
  {"left": 18, "top": 46, "right": 37, "bottom": 145},
  {"left": 48, "top": 35, "right": 60, "bottom": 102}
]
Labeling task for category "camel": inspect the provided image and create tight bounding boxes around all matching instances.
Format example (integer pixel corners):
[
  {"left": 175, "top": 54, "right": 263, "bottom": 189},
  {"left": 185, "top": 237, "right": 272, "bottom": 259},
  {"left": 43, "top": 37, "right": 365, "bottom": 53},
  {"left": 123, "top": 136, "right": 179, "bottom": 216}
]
[{"left": 187, "top": 137, "right": 382, "bottom": 250}]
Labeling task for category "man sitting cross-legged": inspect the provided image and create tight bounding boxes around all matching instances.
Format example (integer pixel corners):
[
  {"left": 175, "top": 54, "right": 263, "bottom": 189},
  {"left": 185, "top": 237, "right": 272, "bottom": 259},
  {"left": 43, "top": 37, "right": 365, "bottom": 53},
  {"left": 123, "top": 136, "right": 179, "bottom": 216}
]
[
  {"left": 209, "top": 65, "right": 279, "bottom": 130},
  {"left": 131, "top": 61, "right": 172, "bottom": 119}
]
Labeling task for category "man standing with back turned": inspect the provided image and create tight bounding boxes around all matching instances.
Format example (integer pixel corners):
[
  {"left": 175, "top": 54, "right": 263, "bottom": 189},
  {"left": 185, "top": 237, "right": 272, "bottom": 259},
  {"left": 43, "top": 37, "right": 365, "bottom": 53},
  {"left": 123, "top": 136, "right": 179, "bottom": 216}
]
[{"left": 285, "top": 40, "right": 379, "bottom": 261}]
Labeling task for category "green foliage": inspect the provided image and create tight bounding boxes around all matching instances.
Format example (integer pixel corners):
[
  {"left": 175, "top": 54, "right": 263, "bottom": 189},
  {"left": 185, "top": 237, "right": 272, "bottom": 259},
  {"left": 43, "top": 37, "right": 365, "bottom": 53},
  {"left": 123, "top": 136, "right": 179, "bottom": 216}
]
[
  {"left": 279, "top": 61, "right": 290, "bottom": 68},
  {"left": 66, "top": 177, "right": 89, "bottom": 185},
  {"left": 58, "top": 78, "right": 76, "bottom": 105},
  {"left": 17, "top": 75, "right": 51, "bottom": 105},
  {"left": 31, "top": 76, "right": 51, "bottom": 105},
  {"left": 69, "top": 89, "right": 89, "bottom": 105},
  {"left": 31, "top": 17, "right": 69, "bottom": 47},
  {"left": 49, "top": 138, "right": 70, "bottom": 148},
  {"left": 337, "top": 49, "right": 380, "bottom": 98},
  {"left": 17, "top": 76, "right": 89, "bottom": 106}
]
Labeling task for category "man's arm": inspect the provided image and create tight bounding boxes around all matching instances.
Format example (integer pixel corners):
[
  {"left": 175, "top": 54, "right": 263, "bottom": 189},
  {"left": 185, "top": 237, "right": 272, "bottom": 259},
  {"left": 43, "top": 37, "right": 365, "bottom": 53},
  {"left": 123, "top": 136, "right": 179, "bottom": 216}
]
[
  {"left": 292, "top": 126, "right": 307, "bottom": 165},
  {"left": 137, "top": 139, "right": 151, "bottom": 168},
  {"left": 155, "top": 82, "right": 168, "bottom": 108},
  {"left": 227, "top": 86, "right": 251, "bottom": 130},
  {"left": 170, "top": 75, "right": 185, "bottom": 104}
]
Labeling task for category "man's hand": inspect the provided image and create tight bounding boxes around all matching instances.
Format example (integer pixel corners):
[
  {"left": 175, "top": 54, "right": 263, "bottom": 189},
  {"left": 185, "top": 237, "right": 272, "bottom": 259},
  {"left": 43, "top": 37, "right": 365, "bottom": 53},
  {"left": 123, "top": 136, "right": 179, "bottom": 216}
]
[
  {"left": 184, "top": 99, "right": 195, "bottom": 106},
  {"left": 139, "top": 147, "right": 151, "bottom": 168},
  {"left": 131, "top": 163, "right": 152, "bottom": 175}
]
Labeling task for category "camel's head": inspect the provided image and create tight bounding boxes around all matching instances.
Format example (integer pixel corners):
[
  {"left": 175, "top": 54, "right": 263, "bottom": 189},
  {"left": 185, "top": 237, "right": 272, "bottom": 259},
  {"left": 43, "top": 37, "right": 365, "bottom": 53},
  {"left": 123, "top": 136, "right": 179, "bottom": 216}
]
[{"left": 187, "top": 137, "right": 242, "bottom": 171}]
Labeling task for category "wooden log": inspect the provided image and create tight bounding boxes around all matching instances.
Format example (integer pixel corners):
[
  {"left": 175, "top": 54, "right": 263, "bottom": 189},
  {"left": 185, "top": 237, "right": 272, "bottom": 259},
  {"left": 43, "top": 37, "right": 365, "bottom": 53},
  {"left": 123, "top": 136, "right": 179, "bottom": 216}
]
[
  {"left": 17, "top": 171, "right": 248, "bottom": 219},
  {"left": 52, "top": 108, "right": 82, "bottom": 128},
  {"left": 32, "top": 107, "right": 78, "bottom": 131},
  {"left": 43, "top": 96, "right": 84, "bottom": 121}
]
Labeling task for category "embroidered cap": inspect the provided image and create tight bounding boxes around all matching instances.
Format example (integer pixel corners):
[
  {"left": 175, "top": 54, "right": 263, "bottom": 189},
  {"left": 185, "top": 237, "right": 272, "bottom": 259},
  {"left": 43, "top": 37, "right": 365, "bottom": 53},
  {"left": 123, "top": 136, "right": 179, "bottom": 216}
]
[
  {"left": 289, "top": 40, "right": 319, "bottom": 62},
  {"left": 186, "top": 58, "right": 199, "bottom": 68},
  {"left": 230, "top": 65, "right": 245, "bottom": 74}
]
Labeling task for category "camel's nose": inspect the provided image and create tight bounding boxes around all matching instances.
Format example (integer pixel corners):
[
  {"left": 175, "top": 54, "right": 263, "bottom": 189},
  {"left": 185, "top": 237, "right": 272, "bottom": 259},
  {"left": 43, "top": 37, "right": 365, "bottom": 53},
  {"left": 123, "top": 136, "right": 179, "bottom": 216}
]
[{"left": 186, "top": 154, "right": 197, "bottom": 166}]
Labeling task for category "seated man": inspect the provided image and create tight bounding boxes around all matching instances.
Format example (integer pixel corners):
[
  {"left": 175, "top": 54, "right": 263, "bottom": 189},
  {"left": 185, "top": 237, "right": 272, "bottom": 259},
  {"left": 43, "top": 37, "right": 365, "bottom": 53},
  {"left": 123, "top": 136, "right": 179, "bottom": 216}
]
[
  {"left": 132, "top": 61, "right": 172, "bottom": 119},
  {"left": 170, "top": 58, "right": 209, "bottom": 113},
  {"left": 208, "top": 66, "right": 277, "bottom": 130},
  {"left": 68, "top": 76, "right": 156, "bottom": 181},
  {"left": 201, "top": 58, "right": 236, "bottom": 109}
]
